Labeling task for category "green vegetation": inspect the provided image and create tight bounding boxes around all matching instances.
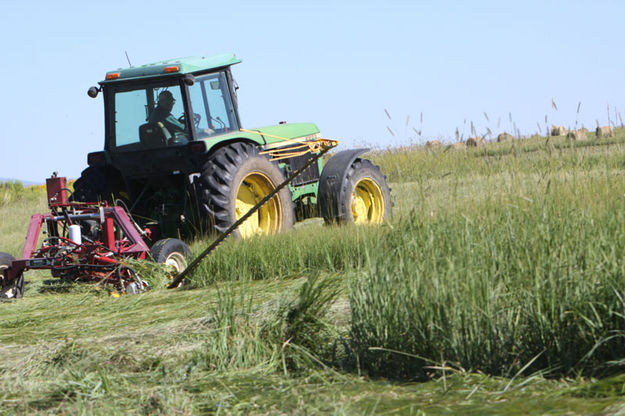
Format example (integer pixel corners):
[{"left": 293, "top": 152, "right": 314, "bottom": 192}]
[
  {"left": 0, "top": 180, "right": 43, "bottom": 207},
  {"left": 3, "top": 130, "right": 625, "bottom": 413}
]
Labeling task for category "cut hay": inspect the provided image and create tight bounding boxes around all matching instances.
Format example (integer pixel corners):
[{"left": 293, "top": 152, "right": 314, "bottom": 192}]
[
  {"left": 567, "top": 129, "right": 586, "bottom": 141},
  {"left": 551, "top": 125, "right": 566, "bottom": 136},
  {"left": 596, "top": 125, "right": 613, "bottom": 138},
  {"left": 466, "top": 136, "right": 485, "bottom": 147},
  {"left": 497, "top": 132, "right": 513, "bottom": 142},
  {"left": 448, "top": 141, "right": 466, "bottom": 150}
]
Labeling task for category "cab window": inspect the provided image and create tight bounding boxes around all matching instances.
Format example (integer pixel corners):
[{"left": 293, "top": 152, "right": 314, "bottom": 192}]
[
  {"left": 113, "top": 84, "right": 188, "bottom": 149},
  {"left": 187, "top": 72, "right": 238, "bottom": 137}
]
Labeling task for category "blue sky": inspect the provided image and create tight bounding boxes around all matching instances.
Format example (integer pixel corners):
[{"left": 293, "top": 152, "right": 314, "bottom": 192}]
[{"left": 1, "top": 0, "right": 623, "bottom": 182}]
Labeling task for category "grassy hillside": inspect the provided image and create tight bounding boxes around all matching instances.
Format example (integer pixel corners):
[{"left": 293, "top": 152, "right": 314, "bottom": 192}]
[{"left": 3, "top": 131, "right": 625, "bottom": 414}]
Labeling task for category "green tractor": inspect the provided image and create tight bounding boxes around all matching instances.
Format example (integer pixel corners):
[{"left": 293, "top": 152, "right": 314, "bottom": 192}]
[{"left": 74, "top": 53, "right": 391, "bottom": 240}]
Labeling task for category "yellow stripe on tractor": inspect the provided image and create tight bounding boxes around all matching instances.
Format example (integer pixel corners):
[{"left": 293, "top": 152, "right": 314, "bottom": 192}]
[{"left": 239, "top": 128, "right": 339, "bottom": 161}]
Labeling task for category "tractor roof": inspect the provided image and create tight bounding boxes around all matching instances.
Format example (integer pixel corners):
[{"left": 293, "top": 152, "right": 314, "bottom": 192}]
[{"left": 101, "top": 53, "right": 241, "bottom": 83}]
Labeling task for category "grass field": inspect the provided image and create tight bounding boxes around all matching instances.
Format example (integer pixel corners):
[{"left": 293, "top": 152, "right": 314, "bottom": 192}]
[{"left": 3, "top": 131, "right": 625, "bottom": 414}]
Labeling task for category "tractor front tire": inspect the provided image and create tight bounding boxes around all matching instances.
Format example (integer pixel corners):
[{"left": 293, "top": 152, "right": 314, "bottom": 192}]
[
  {"left": 196, "top": 142, "right": 294, "bottom": 239},
  {"left": 331, "top": 159, "right": 391, "bottom": 225},
  {"left": 151, "top": 238, "right": 191, "bottom": 274},
  {"left": 0, "top": 252, "right": 24, "bottom": 299}
]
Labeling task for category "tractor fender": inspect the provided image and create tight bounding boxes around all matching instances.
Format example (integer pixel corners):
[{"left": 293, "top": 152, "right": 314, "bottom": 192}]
[{"left": 318, "top": 148, "right": 369, "bottom": 222}]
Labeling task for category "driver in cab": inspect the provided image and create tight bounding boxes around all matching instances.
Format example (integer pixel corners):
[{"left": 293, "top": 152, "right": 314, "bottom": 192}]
[{"left": 148, "top": 90, "right": 186, "bottom": 136}]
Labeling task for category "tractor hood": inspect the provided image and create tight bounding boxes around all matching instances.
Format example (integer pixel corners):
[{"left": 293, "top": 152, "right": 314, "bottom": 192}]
[
  {"left": 252, "top": 123, "right": 320, "bottom": 139},
  {"left": 200, "top": 123, "right": 321, "bottom": 152},
  {"left": 252, "top": 123, "right": 321, "bottom": 146}
]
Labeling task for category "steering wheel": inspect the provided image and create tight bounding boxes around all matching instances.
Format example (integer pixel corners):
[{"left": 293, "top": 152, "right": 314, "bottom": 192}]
[{"left": 178, "top": 113, "right": 202, "bottom": 128}]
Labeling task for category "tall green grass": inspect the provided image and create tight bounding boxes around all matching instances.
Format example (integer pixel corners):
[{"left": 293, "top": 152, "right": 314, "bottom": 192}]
[
  {"left": 0, "top": 184, "right": 47, "bottom": 257},
  {"left": 186, "top": 224, "right": 385, "bottom": 286},
  {"left": 0, "top": 180, "right": 39, "bottom": 207},
  {"left": 350, "top": 150, "right": 625, "bottom": 379}
]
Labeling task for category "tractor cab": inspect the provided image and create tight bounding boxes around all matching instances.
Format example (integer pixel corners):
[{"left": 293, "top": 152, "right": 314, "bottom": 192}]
[{"left": 94, "top": 54, "right": 242, "bottom": 153}]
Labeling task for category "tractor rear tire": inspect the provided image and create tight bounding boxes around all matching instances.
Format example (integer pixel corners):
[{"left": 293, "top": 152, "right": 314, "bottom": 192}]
[
  {"left": 0, "top": 252, "right": 24, "bottom": 299},
  {"left": 195, "top": 142, "right": 294, "bottom": 239},
  {"left": 72, "top": 167, "right": 127, "bottom": 204},
  {"left": 72, "top": 167, "right": 111, "bottom": 203},
  {"left": 329, "top": 159, "right": 391, "bottom": 225},
  {"left": 151, "top": 238, "right": 191, "bottom": 274}
]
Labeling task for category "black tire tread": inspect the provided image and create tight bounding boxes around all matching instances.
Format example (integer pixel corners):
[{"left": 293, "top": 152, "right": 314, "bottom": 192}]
[
  {"left": 195, "top": 142, "right": 294, "bottom": 236},
  {"left": 150, "top": 238, "right": 191, "bottom": 263},
  {"left": 72, "top": 167, "right": 110, "bottom": 202},
  {"left": 336, "top": 158, "right": 392, "bottom": 223},
  {"left": 0, "top": 252, "right": 15, "bottom": 267},
  {"left": 0, "top": 252, "right": 23, "bottom": 299}
]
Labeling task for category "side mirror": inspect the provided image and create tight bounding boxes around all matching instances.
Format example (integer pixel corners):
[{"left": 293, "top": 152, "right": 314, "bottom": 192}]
[
  {"left": 87, "top": 86, "right": 100, "bottom": 98},
  {"left": 183, "top": 74, "right": 195, "bottom": 86}
]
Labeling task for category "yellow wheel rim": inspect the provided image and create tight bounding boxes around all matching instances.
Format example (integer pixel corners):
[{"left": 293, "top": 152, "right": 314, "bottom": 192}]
[
  {"left": 351, "top": 178, "right": 385, "bottom": 224},
  {"left": 164, "top": 252, "right": 187, "bottom": 274},
  {"left": 236, "top": 172, "right": 281, "bottom": 238}
]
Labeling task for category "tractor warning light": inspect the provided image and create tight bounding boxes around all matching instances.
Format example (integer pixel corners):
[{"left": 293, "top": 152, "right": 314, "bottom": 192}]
[
  {"left": 164, "top": 66, "right": 180, "bottom": 73},
  {"left": 105, "top": 72, "right": 120, "bottom": 80}
]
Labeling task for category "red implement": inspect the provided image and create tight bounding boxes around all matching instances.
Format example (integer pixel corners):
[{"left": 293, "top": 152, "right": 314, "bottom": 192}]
[{"left": 1, "top": 174, "right": 154, "bottom": 299}]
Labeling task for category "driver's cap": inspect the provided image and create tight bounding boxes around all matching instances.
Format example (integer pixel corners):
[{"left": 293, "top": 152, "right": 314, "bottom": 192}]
[{"left": 157, "top": 90, "right": 175, "bottom": 103}]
